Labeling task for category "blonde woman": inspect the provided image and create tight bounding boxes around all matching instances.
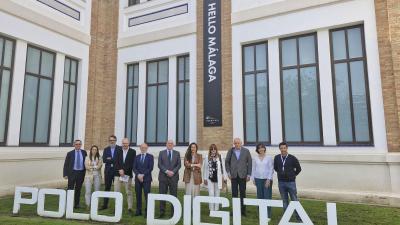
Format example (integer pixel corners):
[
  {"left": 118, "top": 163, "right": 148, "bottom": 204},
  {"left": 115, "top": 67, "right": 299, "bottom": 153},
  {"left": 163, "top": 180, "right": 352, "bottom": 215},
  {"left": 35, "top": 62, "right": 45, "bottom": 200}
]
[
  {"left": 183, "top": 142, "right": 203, "bottom": 197},
  {"left": 202, "top": 144, "right": 227, "bottom": 211},
  {"left": 84, "top": 145, "right": 103, "bottom": 208}
]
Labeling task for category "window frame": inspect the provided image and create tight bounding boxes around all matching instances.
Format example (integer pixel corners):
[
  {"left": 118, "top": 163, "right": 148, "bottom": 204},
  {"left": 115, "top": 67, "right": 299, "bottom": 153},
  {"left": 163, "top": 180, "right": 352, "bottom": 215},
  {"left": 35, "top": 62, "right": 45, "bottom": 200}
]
[
  {"left": 59, "top": 56, "right": 78, "bottom": 146},
  {"left": 329, "top": 24, "right": 374, "bottom": 146},
  {"left": 19, "top": 45, "right": 55, "bottom": 146},
  {"left": 0, "top": 35, "right": 16, "bottom": 146},
  {"left": 144, "top": 58, "right": 169, "bottom": 146},
  {"left": 176, "top": 54, "right": 190, "bottom": 146},
  {"left": 241, "top": 41, "right": 271, "bottom": 146},
  {"left": 279, "top": 32, "right": 324, "bottom": 145},
  {"left": 125, "top": 63, "right": 139, "bottom": 146}
]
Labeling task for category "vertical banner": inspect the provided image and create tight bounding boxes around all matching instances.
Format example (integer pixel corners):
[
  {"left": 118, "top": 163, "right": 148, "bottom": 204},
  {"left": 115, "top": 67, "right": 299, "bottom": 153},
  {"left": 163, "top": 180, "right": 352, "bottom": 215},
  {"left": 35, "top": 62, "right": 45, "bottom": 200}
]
[{"left": 203, "top": 0, "right": 222, "bottom": 126}]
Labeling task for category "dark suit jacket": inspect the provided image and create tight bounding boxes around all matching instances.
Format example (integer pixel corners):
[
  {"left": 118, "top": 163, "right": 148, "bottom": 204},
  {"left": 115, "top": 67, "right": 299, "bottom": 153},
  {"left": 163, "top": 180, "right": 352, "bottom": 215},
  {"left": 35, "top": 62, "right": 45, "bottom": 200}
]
[
  {"left": 225, "top": 147, "right": 252, "bottom": 179},
  {"left": 103, "top": 145, "right": 122, "bottom": 176},
  {"left": 115, "top": 148, "right": 136, "bottom": 177},
  {"left": 63, "top": 149, "right": 87, "bottom": 178},
  {"left": 133, "top": 153, "right": 154, "bottom": 182},
  {"left": 158, "top": 149, "right": 181, "bottom": 182}
]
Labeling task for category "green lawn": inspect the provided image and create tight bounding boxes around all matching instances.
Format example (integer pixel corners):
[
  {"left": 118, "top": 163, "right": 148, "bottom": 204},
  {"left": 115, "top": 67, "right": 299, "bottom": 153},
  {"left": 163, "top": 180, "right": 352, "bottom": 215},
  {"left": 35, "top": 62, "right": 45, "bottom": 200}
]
[{"left": 1, "top": 186, "right": 400, "bottom": 225}]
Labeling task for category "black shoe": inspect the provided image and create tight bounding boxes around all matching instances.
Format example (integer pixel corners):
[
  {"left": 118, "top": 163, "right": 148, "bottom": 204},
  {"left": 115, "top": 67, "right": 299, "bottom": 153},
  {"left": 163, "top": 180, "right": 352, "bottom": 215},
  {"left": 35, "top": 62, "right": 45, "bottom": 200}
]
[
  {"left": 74, "top": 205, "right": 81, "bottom": 209},
  {"left": 135, "top": 211, "right": 142, "bottom": 216},
  {"left": 99, "top": 206, "right": 108, "bottom": 210},
  {"left": 144, "top": 213, "right": 147, "bottom": 219},
  {"left": 241, "top": 212, "right": 246, "bottom": 217},
  {"left": 128, "top": 209, "right": 133, "bottom": 216},
  {"left": 158, "top": 212, "right": 165, "bottom": 218}
]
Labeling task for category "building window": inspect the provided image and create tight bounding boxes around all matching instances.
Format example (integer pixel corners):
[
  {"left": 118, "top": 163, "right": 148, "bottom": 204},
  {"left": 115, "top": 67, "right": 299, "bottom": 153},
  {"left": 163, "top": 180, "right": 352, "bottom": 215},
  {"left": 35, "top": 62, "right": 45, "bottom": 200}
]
[
  {"left": 125, "top": 63, "right": 139, "bottom": 145},
  {"left": 20, "top": 46, "right": 55, "bottom": 145},
  {"left": 242, "top": 43, "right": 270, "bottom": 145},
  {"left": 128, "top": 0, "right": 140, "bottom": 6},
  {"left": 59, "top": 57, "right": 78, "bottom": 146},
  {"left": 145, "top": 59, "right": 168, "bottom": 145},
  {"left": 0, "top": 36, "right": 15, "bottom": 145},
  {"left": 280, "top": 33, "right": 323, "bottom": 144},
  {"left": 330, "top": 25, "right": 373, "bottom": 145},
  {"left": 176, "top": 55, "right": 189, "bottom": 145}
]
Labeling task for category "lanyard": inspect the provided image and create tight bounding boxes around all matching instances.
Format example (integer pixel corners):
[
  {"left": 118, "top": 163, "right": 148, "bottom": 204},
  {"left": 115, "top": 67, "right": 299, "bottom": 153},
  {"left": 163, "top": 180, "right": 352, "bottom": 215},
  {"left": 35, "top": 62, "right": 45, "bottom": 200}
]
[{"left": 281, "top": 155, "right": 288, "bottom": 171}]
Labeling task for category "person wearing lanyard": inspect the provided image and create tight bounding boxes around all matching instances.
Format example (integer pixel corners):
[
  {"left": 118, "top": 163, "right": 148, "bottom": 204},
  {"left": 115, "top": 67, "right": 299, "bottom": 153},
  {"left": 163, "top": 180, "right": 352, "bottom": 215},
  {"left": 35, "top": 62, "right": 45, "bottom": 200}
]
[{"left": 274, "top": 142, "right": 302, "bottom": 222}]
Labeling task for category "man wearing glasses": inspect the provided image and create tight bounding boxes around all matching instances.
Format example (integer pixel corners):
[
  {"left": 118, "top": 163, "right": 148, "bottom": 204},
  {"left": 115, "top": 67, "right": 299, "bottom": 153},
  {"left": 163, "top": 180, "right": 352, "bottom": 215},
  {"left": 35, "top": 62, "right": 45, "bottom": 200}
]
[
  {"left": 101, "top": 135, "right": 122, "bottom": 210},
  {"left": 63, "top": 139, "right": 87, "bottom": 209}
]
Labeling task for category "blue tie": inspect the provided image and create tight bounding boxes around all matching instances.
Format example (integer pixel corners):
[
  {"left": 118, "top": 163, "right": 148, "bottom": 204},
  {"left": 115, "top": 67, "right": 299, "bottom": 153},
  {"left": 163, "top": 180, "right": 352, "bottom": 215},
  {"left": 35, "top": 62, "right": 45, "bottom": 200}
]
[
  {"left": 75, "top": 151, "right": 81, "bottom": 170},
  {"left": 168, "top": 150, "right": 172, "bottom": 162},
  {"left": 141, "top": 154, "right": 145, "bottom": 164}
]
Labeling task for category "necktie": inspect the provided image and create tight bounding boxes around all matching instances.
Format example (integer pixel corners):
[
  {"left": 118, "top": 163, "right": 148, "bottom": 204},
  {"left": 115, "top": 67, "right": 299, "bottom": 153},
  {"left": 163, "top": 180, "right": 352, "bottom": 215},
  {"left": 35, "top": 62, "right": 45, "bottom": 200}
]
[
  {"left": 76, "top": 151, "right": 81, "bottom": 170},
  {"left": 141, "top": 154, "right": 145, "bottom": 164},
  {"left": 168, "top": 150, "right": 172, "bottom": 162}
]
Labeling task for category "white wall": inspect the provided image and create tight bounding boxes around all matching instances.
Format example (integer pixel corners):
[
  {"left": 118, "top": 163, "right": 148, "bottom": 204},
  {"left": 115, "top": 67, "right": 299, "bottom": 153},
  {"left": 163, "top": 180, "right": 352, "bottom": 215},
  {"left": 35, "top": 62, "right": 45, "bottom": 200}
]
[
  {"left": 0, "top": 5, "right": 90, "bottom": 194},
  {"left": 231, "top": 0, "right": 400, "bottom": 205}
]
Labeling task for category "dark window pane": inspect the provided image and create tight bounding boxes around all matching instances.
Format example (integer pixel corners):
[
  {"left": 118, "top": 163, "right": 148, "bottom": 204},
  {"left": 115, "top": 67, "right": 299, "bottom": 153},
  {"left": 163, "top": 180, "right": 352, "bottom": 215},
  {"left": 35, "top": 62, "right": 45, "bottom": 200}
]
[
  {"left": 282, "top": 69, "right": 301, "bottom": 142},
  {"left": 334, "top": 63, "right": 353, "bottom": 142},
  {"left": 244, "top": 74, "right": 256, "bottom": 143},
  {"left": 26, "top": 47, "right": 40, "bottom": 74},
  {"left": 20, "top": 75, "right": 39, "bottom": 143},
  {"left": 66, "top": 85, "right": 75, "bottom": 143},
  {"left": 131, "top": 88, "right": 138, "bottom": 143},
  {"left": 332, "top": 30, "right": 346, "bottom": 60},
  {"left": 64, "top": 59, "right": 70, "bottom": 82},
  {"left": 127, "top": 65, "right": 134, "bottom": 87},
  {"left": 300, "top": 67, "right": 320, "bottom": 142},
  {"left": 157, "top": 85, "right": 168, "bottom": 142},
  {"left": 35, "top": 79, "right": 52, "bottom": 143},
  {"left": 158, "top": 60, "right": 168, "bottom": 83},
  {"left": 256, "top": 44, "right": 267, "bottom": 70},
  {"left": 60, "top": 83, "right": 69, "bottom": 143},
  {"left": 244, "top": 46, "right": 254, "bottom": 72},
  {"left": 70, "top": 60, "right": 77, "bottom": 83},
  {"left": 299, "top": 36, "right": 316, "bottom": 65},
  {"left": 347, "top": 28, "right": 363, "bottom": 59},
  {"left": 350, "top": 61, "right": 370, "bottom": 142},
  {"left": 178, "top": 57, "right": 185, "bottom": 81},
  {"left": 281, "top": 39, "right": 297, "bottom": 67},
  {"left": 256, "top": 73, "right": 269, "bottom": 142},
  {"left": 146, "top": 86, "right": 157, "bottom": 143},
  {"left": 3, "top": 40, "right": 13, "bottom": 68},
  {"left": 133, "top": 64, "right": 139, "bottom": 86},
  {"left": 40, "top": 51, "right": 54, "bottom": 78},
  {"left": 148, "top": 62, "right": 157, "bottom": 84},
  {"left": 0, "top": 70, "right": 11, "bottom": 142}
]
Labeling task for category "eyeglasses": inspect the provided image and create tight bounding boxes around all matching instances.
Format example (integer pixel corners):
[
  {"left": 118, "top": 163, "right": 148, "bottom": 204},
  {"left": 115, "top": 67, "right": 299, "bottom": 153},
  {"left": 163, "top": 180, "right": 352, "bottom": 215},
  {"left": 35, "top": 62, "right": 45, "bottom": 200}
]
[{"left": 109, "top": 139, "right": 116, "bottom": 142}]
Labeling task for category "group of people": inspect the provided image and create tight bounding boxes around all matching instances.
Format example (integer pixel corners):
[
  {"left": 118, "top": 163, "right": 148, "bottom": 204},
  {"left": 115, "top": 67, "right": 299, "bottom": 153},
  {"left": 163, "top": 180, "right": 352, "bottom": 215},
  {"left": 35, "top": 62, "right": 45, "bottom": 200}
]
[{"left": 63, "top": 136, "right": 302, "bottom": 221}]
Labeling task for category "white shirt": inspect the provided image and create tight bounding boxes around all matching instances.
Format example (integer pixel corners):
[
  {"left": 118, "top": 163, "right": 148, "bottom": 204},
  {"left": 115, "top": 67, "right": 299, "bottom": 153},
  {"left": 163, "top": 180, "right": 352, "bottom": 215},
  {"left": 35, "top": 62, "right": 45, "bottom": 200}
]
[
  {"left": 123, "top": 149, "right": 129, "bottom": 163},
  {"left": 251, "top": 155, "right": 274, "bottom": 180}
]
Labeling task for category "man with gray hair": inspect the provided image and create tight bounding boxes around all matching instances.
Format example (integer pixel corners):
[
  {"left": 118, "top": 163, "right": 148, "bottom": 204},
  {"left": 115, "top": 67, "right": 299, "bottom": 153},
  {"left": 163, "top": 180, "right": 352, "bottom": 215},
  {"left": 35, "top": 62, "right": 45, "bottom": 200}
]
[
  {"left": 158, "top": 139, "right": 181, "bottom": 218},
  {"left": 225, "top": 138, "right": 252, "bottom": 216}
]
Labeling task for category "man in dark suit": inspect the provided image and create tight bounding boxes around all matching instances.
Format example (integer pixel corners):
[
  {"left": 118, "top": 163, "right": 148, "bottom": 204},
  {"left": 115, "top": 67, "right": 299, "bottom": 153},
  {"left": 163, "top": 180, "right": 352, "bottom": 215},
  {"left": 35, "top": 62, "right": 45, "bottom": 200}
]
[
  {"left": 133, "top": 143, "right": 154, "bottom": 218},
  {"left": 115, "top": 138, "right": 136, "bottom": 215},
  {"left": 63, "top": 139, "right": 87, "bottom": 209},
  {"left": 225, "top": 138, "right": 252, "bottom": 216},
  {"left": 101, "top": 135, "right": 122, "bottom": 210},
  {"left": 158, "top": 139, "right": 181, "bottom": 218}
]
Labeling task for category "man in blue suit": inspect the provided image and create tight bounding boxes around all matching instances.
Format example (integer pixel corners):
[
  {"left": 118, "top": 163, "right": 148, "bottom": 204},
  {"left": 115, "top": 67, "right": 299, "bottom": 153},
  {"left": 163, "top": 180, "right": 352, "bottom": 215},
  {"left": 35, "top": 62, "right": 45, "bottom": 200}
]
[
  {"left": 101, "top": 135, "right": 122, "bottom": 210},
  {"left": 63, "top": 139, "right": 87, "bottom": 209},
  {"left": 133, "top": 143, "right": 154, "bottom": 218}
]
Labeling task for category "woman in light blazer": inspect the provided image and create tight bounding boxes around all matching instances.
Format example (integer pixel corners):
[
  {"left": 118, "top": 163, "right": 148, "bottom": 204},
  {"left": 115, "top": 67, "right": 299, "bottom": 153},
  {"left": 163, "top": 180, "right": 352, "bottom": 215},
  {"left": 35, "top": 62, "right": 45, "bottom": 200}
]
[
  {"left": 183, "top": 142, "right": 203, "bottom": 197},
  {"left": 84, "top": 145, "right": 103, "bottom": 208},
  {"left": 202, "top": 144, "right": 227, "bottom": 211}
]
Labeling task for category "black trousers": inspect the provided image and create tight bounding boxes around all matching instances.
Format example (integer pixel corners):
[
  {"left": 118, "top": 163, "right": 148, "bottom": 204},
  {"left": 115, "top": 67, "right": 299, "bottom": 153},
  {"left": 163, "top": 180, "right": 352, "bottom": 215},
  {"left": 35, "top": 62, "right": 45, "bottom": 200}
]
[
  {"left": 135, "top": 180, "right": 151, "bottom": 214},
  {"left": 231, "top": 177, "right": 247, "bottom": 212},
  {"left": 159, "top": 178, "right": 178, "bottom": 214},
  {"left": 103, "top": 169, "right": 115, "bottom": 207},
  {"left": 67, "top": 170, "right": 85, "bottom": 207}
]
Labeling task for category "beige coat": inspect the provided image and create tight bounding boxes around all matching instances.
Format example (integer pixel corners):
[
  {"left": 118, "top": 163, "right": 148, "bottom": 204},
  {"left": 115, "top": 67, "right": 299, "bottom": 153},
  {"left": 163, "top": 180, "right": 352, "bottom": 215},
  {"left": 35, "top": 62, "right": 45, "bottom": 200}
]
[{"left": 85, "top": 156, "right": 103, "bottom": 178}]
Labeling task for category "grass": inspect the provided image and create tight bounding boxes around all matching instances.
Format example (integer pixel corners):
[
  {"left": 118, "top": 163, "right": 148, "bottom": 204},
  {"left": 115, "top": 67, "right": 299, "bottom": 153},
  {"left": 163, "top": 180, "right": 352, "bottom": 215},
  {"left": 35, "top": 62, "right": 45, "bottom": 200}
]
[{"left": 1, "top": 185, "right": 400, "bottom": 225}]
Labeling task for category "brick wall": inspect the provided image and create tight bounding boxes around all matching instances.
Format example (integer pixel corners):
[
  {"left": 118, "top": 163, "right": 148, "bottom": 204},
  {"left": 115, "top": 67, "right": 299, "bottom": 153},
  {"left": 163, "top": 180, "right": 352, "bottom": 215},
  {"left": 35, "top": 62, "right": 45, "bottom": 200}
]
[
  {"left": 85, "top": 0, "right": 119, "bottom": 149},
  {"left": 375, "top": 0, "right": 400, "bottom": 152},
  {"left": 196, "top": 0, "right": 233, "bottom": 151}
]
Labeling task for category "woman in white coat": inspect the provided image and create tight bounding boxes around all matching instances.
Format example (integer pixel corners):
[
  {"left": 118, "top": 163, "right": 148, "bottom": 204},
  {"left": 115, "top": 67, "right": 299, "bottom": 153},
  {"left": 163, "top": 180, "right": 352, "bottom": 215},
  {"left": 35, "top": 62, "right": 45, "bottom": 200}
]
[{"left": 202, "top": 144, "right": 227, "bottom": 211}]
